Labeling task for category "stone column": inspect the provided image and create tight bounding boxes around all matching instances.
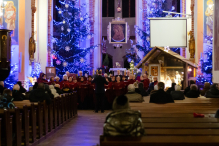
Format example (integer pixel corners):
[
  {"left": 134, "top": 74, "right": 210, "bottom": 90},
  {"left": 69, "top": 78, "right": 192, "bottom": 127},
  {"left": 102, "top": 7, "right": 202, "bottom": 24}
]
[{"left": 18, "top": 0, "right": 32, "bottom": 89}]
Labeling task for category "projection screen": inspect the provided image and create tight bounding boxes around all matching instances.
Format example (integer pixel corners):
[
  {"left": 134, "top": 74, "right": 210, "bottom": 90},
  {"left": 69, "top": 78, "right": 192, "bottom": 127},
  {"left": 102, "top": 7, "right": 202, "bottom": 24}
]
[{"left": 150, "top": 18, "right": 187, "bottom": 48}]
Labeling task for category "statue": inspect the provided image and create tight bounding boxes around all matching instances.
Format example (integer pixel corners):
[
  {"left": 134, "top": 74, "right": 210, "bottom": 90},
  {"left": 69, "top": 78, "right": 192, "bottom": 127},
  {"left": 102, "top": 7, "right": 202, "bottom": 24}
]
[
  {"left": 205, "top": 0, "right": 214, "bottom": 37},
  {"left": 29, "top": 32, "right": 36, "bottom": 61},
  {"left": 188, "top": 31, "right": 195, "bottom": 59},
  {"left": 174, "top": 71, "right": 181, "bottom": 85}
]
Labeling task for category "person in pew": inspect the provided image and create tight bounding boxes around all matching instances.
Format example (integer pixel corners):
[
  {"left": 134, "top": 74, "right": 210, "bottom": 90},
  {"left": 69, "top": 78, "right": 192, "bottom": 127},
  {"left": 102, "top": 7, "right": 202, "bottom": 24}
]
[
  {"left": 45, "top": 84, "right": 55, "bottom": 99},
  {"left": 171, "top": 85, "right": 185, "bottom": 100},
  {"left": 104, "top": 95, "right": 145, "bottom": 136},
  {"left": 149, "top": 82, "right": 174, "bottom": 103},
  {"left": 166, "top": 83, "right": 176, "bottom": 94},
  {"left": 12, "top": 84, "right": 26, "bottom": 101},
  {"left": 54, "top": 84, "right": 63, "bottom": 94},
  {"left": 125, "top": 84, "right": 143, "bottom": 102},
  {"left": 17, "top": 81, "right": 27, "bottom": 93},
  {"left": 92, "top": 70, "right": 108, "bottom": 113},
  {"left": 150, "top": 84, "right": 158, "bottom": 95},
  {"left": 186, "top": 84, "right": 200, "bottom": 98},
  {"left": 136, "top": 82, "right": 148, "bottom": 97},
  {"left": 205, "top": 83, "right": 219, "bottom": 98},
  {"left": 49, "top": 85, "right": 59, "bottom": 98},
  {"left": 25, "top": 87, "right": 33, "bottom": 99},
  {"left": 0, "top": 81, "right": 6, "bottom": 95},
  {"left": 29, "top": 83, "right": 51, "bottom": 105},
  {"left": 184, "top": 80, "right": 200, "bottom": 95},
  {"left": 200, "top": 82, "right": 211, "bottom": 96},
  {"left": 33, "top": 82, "right": 38, "bottom": 89},
  {"left": 0, "top": 89, "right": 15, "bottom": 109}
]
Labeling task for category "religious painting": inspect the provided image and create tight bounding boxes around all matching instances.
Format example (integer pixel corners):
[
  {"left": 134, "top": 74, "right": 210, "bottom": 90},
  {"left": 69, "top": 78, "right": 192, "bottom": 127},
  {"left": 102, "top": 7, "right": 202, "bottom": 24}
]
[
  {"left": 2, "top": 0, "right": 19, "bottom": 44},
  {"left": 109, "top": 22, "right": 127, "bottom": 44},
  {"left": 151, "top": 66, "right": 158, "bottom": 76},
  {"left": 204, "top": 0, "right": 214, "bottom": 37},
  {"left": 46, "top": 67, "right": 56, "bottom": 79}
]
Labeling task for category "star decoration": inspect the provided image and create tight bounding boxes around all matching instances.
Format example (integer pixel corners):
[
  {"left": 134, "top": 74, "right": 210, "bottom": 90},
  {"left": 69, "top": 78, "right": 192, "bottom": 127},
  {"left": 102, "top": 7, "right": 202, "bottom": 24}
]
[
  {"left": 63, "top": 62, "right": 68, "bottom": 67},
  {"left": 65, "top": 46, "right": 70, "bottom": 51},
  {"left": 56, "top": 60, "right": 61, "bottom": 65}
]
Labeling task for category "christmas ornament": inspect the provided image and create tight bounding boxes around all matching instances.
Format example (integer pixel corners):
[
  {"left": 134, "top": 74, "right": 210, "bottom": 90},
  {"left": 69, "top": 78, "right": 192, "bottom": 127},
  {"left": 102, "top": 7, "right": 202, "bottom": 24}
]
[
  {"left": 67, "top": 28, "right": 71, "bottom": 32},
  {"left": 63, "top": 62, "right": 68, "bottom": 67},
  {"left": 61, "top": 26, "right": 64, "bottom": 31},
  {"left": 56, "top": 60, "right": 61, "bottom": 65},
  {"left": 65, "top": 46, "right": 70, "bottom": 51},
  {"left": 80, "top": 58, "right": 85, "bottom": 63},
  {"left": 65, "top": 4, "right": 69, "bottom": 8},
  {"left": 63, "top": 20, "right": 66, "bottom": 24},
  {"left": 58, "top": 11, "right": 62, "bottom": 14}
]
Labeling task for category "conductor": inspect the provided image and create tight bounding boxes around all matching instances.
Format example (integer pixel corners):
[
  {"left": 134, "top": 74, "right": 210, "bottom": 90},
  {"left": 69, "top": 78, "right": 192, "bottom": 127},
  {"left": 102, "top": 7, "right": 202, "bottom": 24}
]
[{"left": 92, "top": 70, "right": 108, "bottom": 113}]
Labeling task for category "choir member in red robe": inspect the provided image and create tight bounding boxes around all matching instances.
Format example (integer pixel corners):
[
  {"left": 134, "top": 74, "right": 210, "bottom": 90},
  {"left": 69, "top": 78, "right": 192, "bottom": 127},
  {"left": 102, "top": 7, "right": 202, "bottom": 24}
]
[
  {"left": 128, "top": 74, "right": 136, "bottom": 85},
  {"left": 55, "top": 76, "right": 62, "bottom": 88},
  {"left": 48, "top": 77, "right": 56, "bottom": 85},
  {"left": 113, "top": 76, "right": 124, "bottom": 97},
  {"left": 141, "top": 74, "right": 150, "bottom": 90},
  {"left": 37, "top": 73, "right": 49, "bottom": 84}
]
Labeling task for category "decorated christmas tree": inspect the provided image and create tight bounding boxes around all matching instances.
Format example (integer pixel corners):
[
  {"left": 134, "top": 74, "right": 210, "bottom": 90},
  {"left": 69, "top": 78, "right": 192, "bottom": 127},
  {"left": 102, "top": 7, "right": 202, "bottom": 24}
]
[
  {"left": 4, "top": 64, "right": 18, "bottom": 90},
  {"left": 197, "top": 36, "right": 213, "bottom": 85},
  {"left": 53, "top": 0, "right": 97, "bottom": 77}
]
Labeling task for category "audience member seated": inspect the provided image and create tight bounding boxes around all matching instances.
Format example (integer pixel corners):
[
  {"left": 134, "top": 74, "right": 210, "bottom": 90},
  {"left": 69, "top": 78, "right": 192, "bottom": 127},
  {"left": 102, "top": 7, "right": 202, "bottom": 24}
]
[
  {"left": 200, "top": 82, "right": 211, "bottom": 96},
  {"left": 166, "top": 83, "right": 176, "bottom": 94},
  {"left": 45, "top": 84, "right": 54, "bottom": 99},
  {"left": 141, "top": 74, "right": 150, "bottom": 90},
  {"left": 205, "top": 83, "right": 219, "bottom": 98},
  {"left": 0, "top": 81, "right": 6, "bottom": 95},
  {"left": 171, "top": 85, "right": 185, "bottom": 100},
  {"left": 184, "top": 80, "right": 200, "bottom": 95},
  {"left": 25, "top": 87, "right": 33, "bottom": 99},
  {"left": 54, "top": 84, "right": 63, "bottom": 94},
  {"left": 12, "top": 84, "right": 26, "bottom": 101},
  {"left": 186, "top": 84, "right": 200, "bottom": 98},
  {"left": 136, "top": 82, "right": 148, "bottom": 96},
  {"left": 150, "top": 82, "right": 174, "bottom": 103},
  {"left": 215, "top": 109, "right": 219, "bottom": 118},
  {"left": 0, "top": 89, "right": 15, "bottom": 109},
  {"left": 17, "top": 81, "right": 27, "bottom": 93},
  {"left": 49, "top": 85, "right": 59, "bottom": 98},
  {"left": 103, "top": 95, "right": 145, "bottom": 136},
  {"left": 33, "top": 82, "right": 38, "bottom": 89},
  {"left": 125, "top": 84, "right": 143, "bottom": 102},
  {"left": 150, "top": 85, "right": 158, "bottom": 95},
  {"left": 29, "top": 83, "right": 51, "bottom": 104}
]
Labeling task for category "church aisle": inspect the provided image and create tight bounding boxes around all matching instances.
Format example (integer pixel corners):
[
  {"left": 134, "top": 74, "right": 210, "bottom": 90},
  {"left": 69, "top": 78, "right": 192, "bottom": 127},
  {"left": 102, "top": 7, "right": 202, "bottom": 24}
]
[{"left": 37, "top": 110, "right": 110, "bottom": 146}]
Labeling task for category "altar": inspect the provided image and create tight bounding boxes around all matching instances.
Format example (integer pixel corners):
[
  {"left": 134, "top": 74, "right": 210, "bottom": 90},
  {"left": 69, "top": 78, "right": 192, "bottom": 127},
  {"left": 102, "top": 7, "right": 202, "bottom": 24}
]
[{"left": 109, "top": 68, "right": 127, "bottom": 75}]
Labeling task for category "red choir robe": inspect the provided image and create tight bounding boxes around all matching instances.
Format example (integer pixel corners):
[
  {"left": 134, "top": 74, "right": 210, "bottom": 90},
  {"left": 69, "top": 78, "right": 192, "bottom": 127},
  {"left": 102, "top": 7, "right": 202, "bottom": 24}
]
[{"left": 141, "top": 78, "right": 150, "bottom": 90}]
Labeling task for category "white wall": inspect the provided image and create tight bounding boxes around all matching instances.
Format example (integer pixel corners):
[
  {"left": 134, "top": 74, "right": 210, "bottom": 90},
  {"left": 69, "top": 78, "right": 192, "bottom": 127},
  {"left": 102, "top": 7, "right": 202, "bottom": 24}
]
[
  {"left": 212, "top": 0, "right": 219, "bottom": 83},
  {"left": 37, "top": 0, "right": 48, "bottom": 73}
]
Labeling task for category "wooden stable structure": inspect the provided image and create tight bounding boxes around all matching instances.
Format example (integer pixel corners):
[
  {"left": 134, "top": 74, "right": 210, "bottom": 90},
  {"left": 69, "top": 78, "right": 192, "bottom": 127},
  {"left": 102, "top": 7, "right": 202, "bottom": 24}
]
[{"left": 135, "top": 47, "right": 198, "bottom": 89}]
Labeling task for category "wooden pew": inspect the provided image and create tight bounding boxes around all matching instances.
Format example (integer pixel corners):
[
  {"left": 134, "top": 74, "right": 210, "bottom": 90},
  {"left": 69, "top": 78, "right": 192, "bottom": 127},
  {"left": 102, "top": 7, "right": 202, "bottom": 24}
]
[
  {"left": 0, "top": 118, "right": 1, "bottom": 146},
  {"left": 145, "top": 129, "right": 219, "bottom": 136},
  {"left": 0, "top": 110, "right": 13, "bottom": 146},
  {"left": 100, "top": 135, "right": 219, "bottom": 146}
]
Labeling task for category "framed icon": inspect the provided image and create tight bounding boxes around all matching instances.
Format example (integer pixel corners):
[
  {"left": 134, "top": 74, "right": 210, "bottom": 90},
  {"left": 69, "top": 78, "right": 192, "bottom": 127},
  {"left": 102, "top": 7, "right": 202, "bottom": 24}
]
[{"left": 46, "top": 67, "right": 56, "bottom": 79}]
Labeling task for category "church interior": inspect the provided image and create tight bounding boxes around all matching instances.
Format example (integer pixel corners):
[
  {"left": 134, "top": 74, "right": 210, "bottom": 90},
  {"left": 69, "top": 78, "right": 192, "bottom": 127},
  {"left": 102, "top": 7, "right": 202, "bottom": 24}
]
[{"left": 0, "top": 0, "right": 219, "bottom": 145}]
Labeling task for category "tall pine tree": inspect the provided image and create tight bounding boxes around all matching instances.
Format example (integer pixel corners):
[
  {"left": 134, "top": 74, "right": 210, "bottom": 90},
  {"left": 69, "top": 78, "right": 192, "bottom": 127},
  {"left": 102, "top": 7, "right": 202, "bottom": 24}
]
[{"left": 53, "top": 0, "right": 97, "bottom": 77}]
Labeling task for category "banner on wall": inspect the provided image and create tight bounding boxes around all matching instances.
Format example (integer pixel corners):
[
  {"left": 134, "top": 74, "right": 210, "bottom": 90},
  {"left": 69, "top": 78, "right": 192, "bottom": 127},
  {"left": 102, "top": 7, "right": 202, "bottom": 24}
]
[
  {"left": 0, "top": 0, "right": 19, "bottom": 45},
  {"left": 204, "top": 0, "right": 214, "bottom": 38}
]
